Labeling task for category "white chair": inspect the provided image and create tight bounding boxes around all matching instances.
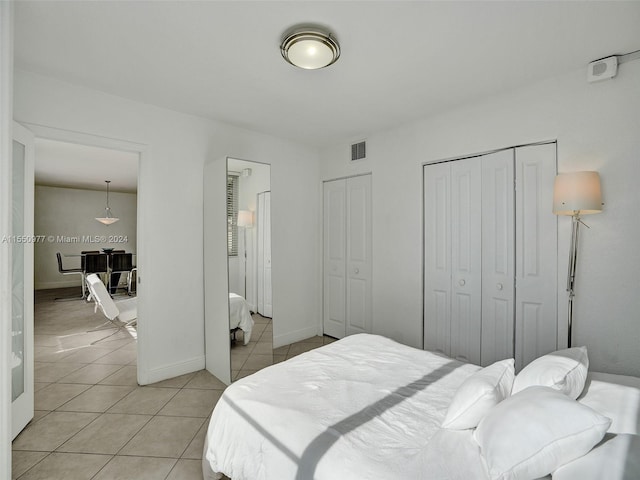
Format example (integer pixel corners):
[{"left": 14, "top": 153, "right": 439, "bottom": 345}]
[{"left": 85, "top": 273, "right": 137, "bottom": 344}]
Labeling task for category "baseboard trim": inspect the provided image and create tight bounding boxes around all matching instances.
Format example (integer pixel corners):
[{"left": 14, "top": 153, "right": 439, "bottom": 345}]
[
  {"left": 139, "top": 356, "right": 205, "bottom": 385},
  {"left": 273, "top": 325, "right": 318, "bottom": 349}
]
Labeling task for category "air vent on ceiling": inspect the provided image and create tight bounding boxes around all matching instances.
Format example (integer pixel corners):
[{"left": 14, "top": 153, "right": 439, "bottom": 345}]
[{"left": 351, "top": 141, "right": 366, "bottom": 161}]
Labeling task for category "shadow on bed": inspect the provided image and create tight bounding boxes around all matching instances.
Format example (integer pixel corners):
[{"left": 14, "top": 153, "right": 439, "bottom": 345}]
[{"left": 221, "top": 360, "right": 460, "bottom": 478}]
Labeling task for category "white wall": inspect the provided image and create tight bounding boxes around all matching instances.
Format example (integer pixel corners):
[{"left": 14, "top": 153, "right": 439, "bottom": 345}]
[
  {"left": 34, "top": 185, "right": 137, "bottom": 289},
  {"left": 15, "top": 69, "right": 321, "bottom": 384},
  {"left": 319, "top": 61, "right": 640, "bottom": 377}
]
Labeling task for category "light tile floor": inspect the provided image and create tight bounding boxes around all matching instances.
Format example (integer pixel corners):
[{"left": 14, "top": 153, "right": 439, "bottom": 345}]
[
  {"left": 230, "top": 312, "right": 336, "bottom": 380},
  {"left": 13, "top": 288, "right": 335, "bottom": 479}
]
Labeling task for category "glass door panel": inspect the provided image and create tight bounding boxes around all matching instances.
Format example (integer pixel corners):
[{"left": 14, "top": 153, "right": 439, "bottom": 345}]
[
  {"left": 12, "top": 140, "right": 25, "bottom": 403},
  {"left": 11, "top": 122, "right": 34, "bottom": 439}
]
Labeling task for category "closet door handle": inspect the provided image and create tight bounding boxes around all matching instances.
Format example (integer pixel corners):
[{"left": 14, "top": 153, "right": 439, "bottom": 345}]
[
  {"left": 354, "top": 268, "right": 360, "bottom": 274},
  {"left": 458, "top": 279, "right": 466, "bottom": 286},
  {"left": 496, "top": 283, "right": 503, "bottom": 291}
]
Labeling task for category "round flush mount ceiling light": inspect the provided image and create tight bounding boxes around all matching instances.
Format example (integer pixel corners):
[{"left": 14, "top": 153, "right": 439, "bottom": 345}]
[{"left": 280, "top": 27, "right": 340, "bottom": 70}]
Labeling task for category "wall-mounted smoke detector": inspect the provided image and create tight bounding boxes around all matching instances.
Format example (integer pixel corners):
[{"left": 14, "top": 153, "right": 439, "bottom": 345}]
[{"left": 351, "top": 140, "right": 366, "bottom": 161}]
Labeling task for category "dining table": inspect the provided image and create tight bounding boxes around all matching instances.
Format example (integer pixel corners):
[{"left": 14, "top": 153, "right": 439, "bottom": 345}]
[{"left": 64, "top": 249, "right": 136, "bottom": 294}]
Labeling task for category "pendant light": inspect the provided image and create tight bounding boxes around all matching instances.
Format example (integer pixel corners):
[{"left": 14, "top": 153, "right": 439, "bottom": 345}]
[{"left": 95, "top": 180, "right": 120, "bottom": 225}]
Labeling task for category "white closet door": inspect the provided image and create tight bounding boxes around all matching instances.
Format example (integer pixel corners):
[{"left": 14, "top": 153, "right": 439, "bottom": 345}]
[
  {"left": 423, "top": 162, "right": 452, "bottom": 356},
  {"left": 450, "top": 159, "right": 482, "bottom": 364},
  {"left": 257, "top": 191, "right": 272, "bottom": 318},
  {"left": 424, "top": 159, "right": 482, "bottom": 363},
  {"left": 345, "top": 175, "right": 372, "bottom": 336},
  {"left": 323, "top": 180, "right": 347, "bottom": 338},
  {"left": 515, "top": 144, "right": 557, "bottom": 370},
  {"left": 481, "top": 150, "right": 515, "bottom": 366}
]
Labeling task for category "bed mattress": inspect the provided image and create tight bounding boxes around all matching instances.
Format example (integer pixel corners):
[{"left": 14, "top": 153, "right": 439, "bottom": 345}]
[
  {"left": 203, "top": 333, "right": 640, "bottom": 480},
  {"left": 203, "top": 333, "right": 486, "bottom": 479}
]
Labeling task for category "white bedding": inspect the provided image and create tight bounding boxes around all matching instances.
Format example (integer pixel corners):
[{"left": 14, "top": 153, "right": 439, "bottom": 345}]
[
  {"left": 578, "top": 372, "right": 640, "bottom": 435},
  {"left": 229, "top": 293, "right": 253, "bottom": 345},
  {"left": 203, "top": 334, "right": 640, "bottom": 480},
  {"left": 203, "top": 333, "right": 487, "bottom": 480}
]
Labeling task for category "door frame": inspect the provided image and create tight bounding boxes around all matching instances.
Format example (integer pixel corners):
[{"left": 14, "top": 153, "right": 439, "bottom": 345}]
[
  {"left": 1, "top": 3, "right": 15, "bottom": 476},
  {"left": 18, "top": 123, "right": 149, "bottom": 382}
]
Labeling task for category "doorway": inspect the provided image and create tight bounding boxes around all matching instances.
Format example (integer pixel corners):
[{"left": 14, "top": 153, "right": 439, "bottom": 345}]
[{"left": 11, "top": 123, "right": 144, "bottom": 441}]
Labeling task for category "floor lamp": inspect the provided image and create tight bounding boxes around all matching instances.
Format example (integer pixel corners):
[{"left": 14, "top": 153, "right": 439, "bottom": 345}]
[
  {"left": 237, "top": 210, "right": 254, "bottom": 298},
  {"left": 553, "top": 171, "right": 603, "bottom": 347}
]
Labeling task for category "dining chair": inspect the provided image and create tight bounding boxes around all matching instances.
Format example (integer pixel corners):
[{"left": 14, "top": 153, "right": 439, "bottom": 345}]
[
  {"left": 108, "top": 252, "right": 134, "bottom": 295},
  {"left": 128, "top": 267, "right": 137, "bottom": 295},
  {"left": 82, "top": 252, "right": 108, "bottom": 296},
  {"left": 85, "top": 273, "right": 137, "bottom": 344},
  {"left": 80, "top": 250, "right": 100, "bottom": 272},
  {"left": 55, "top": 252, "right": 85, "bottom": 300}
]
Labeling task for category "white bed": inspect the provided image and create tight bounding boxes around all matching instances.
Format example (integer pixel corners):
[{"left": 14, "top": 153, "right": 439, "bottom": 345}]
[
  {"left": 203, "top": 334, "right": 640, "bottom": 480},
  {"left": 229, "top": 293, "right": 254, "bottom": 345}
]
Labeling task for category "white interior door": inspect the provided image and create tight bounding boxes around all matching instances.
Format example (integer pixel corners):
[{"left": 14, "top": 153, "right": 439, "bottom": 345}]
[
  {"left": 450, "top": 158, "right": 482, "bottom": 364},
  {"left": 515, "top": 144, "right": 558, "bottom": 370},
  {"left": 423, "top": 162, "right": 452, "bottom": 355},
  {"left": 257, "top": 191, "right": 272, "bottom": 318},
  {"left": 12, "top": 122, "right": 35, "bottom": 439},
  {"left": 323, "top": 179, "right": 347, "bottom": 339},
  {"left": 345, "top": 174, "right": 372, "bottom": 336},
  {"left": 481, "top": 150, "right": 515, "bottom": 366}
]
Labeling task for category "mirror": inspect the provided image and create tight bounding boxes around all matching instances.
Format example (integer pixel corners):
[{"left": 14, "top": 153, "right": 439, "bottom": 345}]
[{"left": 226, "top": 158, "right": 272, "bottom": 381}]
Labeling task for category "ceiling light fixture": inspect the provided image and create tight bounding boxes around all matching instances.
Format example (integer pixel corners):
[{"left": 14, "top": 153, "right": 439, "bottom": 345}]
[
  {"left": 280, "top": 27, "right": 340, "bottom": 70},
  {"left": 95, "top": 180, "right": 120, "bottom": 225}
]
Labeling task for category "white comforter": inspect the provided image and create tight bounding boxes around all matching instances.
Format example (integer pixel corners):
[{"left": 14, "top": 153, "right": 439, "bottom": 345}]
[
  {"left": 203, "top": 333, "right": 488, "bottom": 480},
  {"left": 229, "top": 293, "right": 254, "bottom": 345}
]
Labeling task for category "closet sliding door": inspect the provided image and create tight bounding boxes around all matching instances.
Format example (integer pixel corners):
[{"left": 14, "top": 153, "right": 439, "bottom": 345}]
[
  {"left": 323, "top": 174, "right": 372, "bottom": 339},
  {"left": 423, "top": 159, "right": 482, "bottom": 364},
  {"left": 514, "top": 144, "right": 557, "bottom": 370},
  {"left": 480, "top": 150, "right": 515, "bottom": 365},
  {"left": 323, "top": 180, "right": 347, "bottom": 339},
  {"left": 423, "top": 143, "right": 556, "bottom": 368}
]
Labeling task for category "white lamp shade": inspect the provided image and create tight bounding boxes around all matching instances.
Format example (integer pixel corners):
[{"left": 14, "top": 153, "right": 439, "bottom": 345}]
[
  {"left": 95, "top": 207, "right": 119, "bottom": 225},
  {"left": 237, "top": 210, "right": 253, "bottom": 227},
  {"left": 553, "top": 171, "right": 603, "bottom": 215},
  {"left": 95, "top": 216, "right": 120, "bottom": 226}
]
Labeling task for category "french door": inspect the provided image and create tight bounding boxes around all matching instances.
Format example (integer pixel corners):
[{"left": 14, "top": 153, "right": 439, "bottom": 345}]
[{"left": 12, "top": 122, "right": 35, "bottom": 439}]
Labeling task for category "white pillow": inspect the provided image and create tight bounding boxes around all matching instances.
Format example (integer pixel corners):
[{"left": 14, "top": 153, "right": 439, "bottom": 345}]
[
  {"left": 553, "top": 433, "right": 640, "bottom": 480},
  {"left": 512, "top": 346, "right": 588, "bottom": 399},
  {"left": 474, "top": 386, "right": 611, "bottom": 480},
  {"left": 442, "top": 358, "right": 515, "bottom": 430}
]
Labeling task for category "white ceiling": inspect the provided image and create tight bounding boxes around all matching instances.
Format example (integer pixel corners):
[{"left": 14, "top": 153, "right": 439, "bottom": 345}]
[
  {"left": 35, "top": 139, "right": 139, "bottom": 193},
  {"left": 14, "top": 1, "right": 640, "bottom": 153}
]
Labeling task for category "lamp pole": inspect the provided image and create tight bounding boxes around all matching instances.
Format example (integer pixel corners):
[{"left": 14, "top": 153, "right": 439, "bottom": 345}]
[{"left": 553, "top": 171, "right": 602, "bottom": 349}]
